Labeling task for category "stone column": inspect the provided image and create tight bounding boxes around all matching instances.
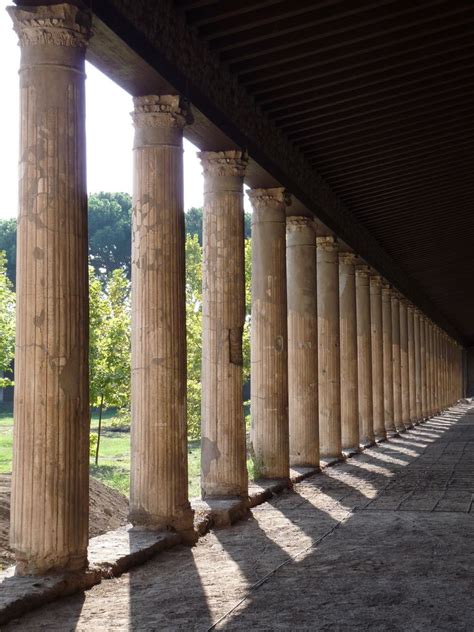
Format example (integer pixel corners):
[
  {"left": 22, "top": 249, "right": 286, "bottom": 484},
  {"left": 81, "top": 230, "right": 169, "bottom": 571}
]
[
  {"left": 370, "top": 275, "right": 386, "bottom": 441},
  {"left": 392, "top": 293, "right": 403, "bottom": 432},
  {"left": 199, "top": 151, "right": 248, "bottom": 498},
  {"left": 434, "top": 327, "right": 440, "bottom": 412},
  {"left": 287, "top": 217, "right": 319, "bottom": 467},
  {"left": 317, "top": 236, "right": 342, "bottom": 461},
  {"left": 400, "top": 298, "right": 410, "bottom": 429},
  {"left": 130, "top": 95, "right": 193, "bottom": 536},
  {"left": 356, "top": 265, "right": 374, "bottom": 447},
  {"left": 420, "top": 315, "right": 427, "bottom": 418},
  {"left": 427, "top": 322, "right": 433, "bottom": 415},
  {"left": 382, "top": 283, "right": 395, "bottom": 434},
  {"left": 339, "top": 253, "right": 359, "bottom": 453},
  {"left": 8, "top": 4, "right": 91, "bottom": 575},
  {"left": 407, "top": 304, "right": 416, "bottom": 426},
  {"left": 414, "top": 310, "right": 422, "bottom": 420},
  {"left": 250, "top": 188, "right": 290, "bottom": 479}
]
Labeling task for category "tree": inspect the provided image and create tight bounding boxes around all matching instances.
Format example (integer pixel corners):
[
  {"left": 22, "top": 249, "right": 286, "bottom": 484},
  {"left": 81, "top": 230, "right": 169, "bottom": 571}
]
[
  {"left": 89, "top": 266, "right": 131, "bottom": 463},
  {"left": 185, "top": 233, "right": 203, "bottom": 438},
  {"left": 0, "top": 251, "right": 15, "bottom": 387},
  {"left": 0, "top": 219, "right": 16, "bottom": 286},
  {"left": 88, "top": 192, "right": 132, "bottom": 281}
]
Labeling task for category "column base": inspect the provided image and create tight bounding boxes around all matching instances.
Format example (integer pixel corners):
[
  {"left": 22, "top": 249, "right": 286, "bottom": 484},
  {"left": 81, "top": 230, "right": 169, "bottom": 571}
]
[
  {"left": 359, "top": 439, "right": 377, "bottom": 450},
  {"left": 128, "top": 505, "right": 196, "bottom": 544},
  {"left": 14, "top": 551, "right": 87, "bottom": 577},
  {"left": 386, "top": 429, "right": 400, "bottom": 438},
  {"left": 320, "top": 455, "right": 344, "bottom": 468},
  {"left": 375, "top": 430, "right": 388, "bottom": 443},
  {"left": 342, "top": 447, "right": 360, "bottom": 458},
  {"left": 192, "top": 497, "right": 249, "bottom": 529},
  {"left": 395, "top": 425, "right": 407, "bottom": 433}
]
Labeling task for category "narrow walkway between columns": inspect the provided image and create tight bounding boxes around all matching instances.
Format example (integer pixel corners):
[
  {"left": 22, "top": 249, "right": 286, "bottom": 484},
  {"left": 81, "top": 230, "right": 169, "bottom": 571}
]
[{"left": 6, "top": 403, "right": 474, "bottom": 631}]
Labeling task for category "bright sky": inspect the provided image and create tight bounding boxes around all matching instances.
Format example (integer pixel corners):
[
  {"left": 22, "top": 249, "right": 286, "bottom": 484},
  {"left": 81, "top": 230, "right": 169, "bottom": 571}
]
[{"left": 0, "top": 1, "right": 249, "bottom": 220}]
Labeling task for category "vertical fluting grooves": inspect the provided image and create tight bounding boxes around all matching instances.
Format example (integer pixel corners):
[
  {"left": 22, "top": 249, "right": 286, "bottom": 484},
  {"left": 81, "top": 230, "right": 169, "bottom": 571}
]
[
  {"left": 400, "top": 300, "right": 410, "bottom": 428},
  {"left": 382, "top": 284, "right": 395, "bottom": 433},
  {"left": 287, "top": 217, "right": 319, "bottom": 467},
  {"left": 130, "top": 96, "right": 193, "bottom": 534},
  {"left": 391, "top": 294, "right": 403, "bottom": 432},
  {"left": 356, "top": 266, "right": 374, "bottom": 446},
  {"left": 339, "top": 254, "right": 358, "bottom": 451},
  {"left": 370, "top": 276, "right": 385, "bottom": 440},
  {"left": 9, "top": 4, "right": 90, "bottom": 575},
  {"left": 200, "top": 150, "right": 248, "bottom": 498},
  {"left": 420, "top": 316, "right": 427, "bottom": 417},
  {"left": 250, "top": 188, "right": 289, "bottom": 479},
  {"left": 317, "top": 236, "right": 342, "bottom": 459},
  {"left": 407, "top": 306, "right": 416, "bottom": 424},
  {"left": 414, "top": 311, "right": 422, "bottom": 419}
]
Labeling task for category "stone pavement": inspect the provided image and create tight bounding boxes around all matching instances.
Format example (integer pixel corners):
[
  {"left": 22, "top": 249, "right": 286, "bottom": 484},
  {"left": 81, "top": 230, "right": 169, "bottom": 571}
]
[{"left": 5, "top": 404, "right": 474, "bottom": 631}]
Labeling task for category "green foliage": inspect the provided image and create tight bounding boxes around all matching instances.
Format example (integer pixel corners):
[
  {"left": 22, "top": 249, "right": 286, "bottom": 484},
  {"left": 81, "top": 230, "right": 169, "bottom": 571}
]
[
  {"left": 89, "top": 266, "right": 131, "bottom": 462},
  {"left": 0, "top": 251, "right": 15, "bottom": 387},
  {"left": 0, "top": 221, "right": 16, "bottom": 286},
  {"left": 88, "top": 192, "right": 132, "bottom": 280},
  {"left": 185, "top": 206, "right": 252, "bottom": 244},
  {"left": 185, "top": 234, "right": 203, "bottom": 439}
]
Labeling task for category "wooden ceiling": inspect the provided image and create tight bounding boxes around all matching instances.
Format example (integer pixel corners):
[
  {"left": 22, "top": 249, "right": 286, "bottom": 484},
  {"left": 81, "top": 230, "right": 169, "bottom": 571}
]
[{"left": 174, "top": 0, "right": 474, "bottom": 344}]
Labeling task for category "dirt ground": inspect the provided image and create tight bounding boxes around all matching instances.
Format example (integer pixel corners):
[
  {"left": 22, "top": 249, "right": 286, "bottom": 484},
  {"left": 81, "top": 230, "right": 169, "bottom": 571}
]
[
  {"left": 4, "top": 403, "right": 474, "bottom": 631},
  {"left": 0, "top": 475, "right": 129, "bottom": 569}
]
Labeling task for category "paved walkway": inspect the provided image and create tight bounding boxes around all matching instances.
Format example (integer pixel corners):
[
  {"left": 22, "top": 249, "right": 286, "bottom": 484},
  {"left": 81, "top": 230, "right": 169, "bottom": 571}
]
[{"left": 6, "top": 403, "right": 474, "bottom": 631}]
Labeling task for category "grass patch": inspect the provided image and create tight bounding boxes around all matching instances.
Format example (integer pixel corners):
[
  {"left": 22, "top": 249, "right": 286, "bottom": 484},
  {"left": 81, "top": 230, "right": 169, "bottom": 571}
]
[{"left": 0, "top": 404, "right": 256, "bottom": 499}]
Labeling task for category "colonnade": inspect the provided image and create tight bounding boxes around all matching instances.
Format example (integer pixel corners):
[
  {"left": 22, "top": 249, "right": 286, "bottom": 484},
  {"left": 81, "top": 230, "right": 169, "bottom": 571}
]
[{"left": 8, "top": 4, "right": 464, "bottom": 576}]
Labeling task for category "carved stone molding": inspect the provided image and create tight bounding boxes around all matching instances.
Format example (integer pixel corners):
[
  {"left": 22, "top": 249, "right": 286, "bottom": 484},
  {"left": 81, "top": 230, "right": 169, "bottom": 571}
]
[
  {"left": 370, "top": 274, "right": 383, "bottom": 288},
  {"left": 316, "top": 235, "right": 338, "bottom": 252},
  {"left": 198, "top": 150, "right": 248, "bottom": 178},
  {"left": 286, "top": 215, "right": 314, "bottom": 234},
  {"left": 132, "top": 95, "right": 192, "bottom": 129},
  {"left": 356, "top": 264, "right": 372, "bottom": 279},
  {"left": 338, "top": 251, "right": 358, "bottom": 266},
  {"left": 247, "top": 187, "right": 291, "bottom": 211},
  {"left": 8, "top": 3, "right": 92, "bottom": 49}
]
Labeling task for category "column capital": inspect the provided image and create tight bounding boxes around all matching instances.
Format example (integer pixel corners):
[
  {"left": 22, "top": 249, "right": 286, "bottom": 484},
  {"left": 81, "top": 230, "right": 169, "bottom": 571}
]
[
  {"left": 198, "top": 149, "right": 248, "bottom": 177},
  {"left": 370, "top": 274, "right": 383, "bottom": 288},
  {"left": 355, "top": 264, "right": 371, "bottom": 278},
  {"left": 132, "top": 95, "right": 192, "bottom": 129},
  {"left": 8, "top": 3, "right": 91, "bottom": 49},
  {"left": 286, "top": 215, "right": 314, "bottom": 233},
  {"left": 316, "top": 235, "right": 338, "bottom": 252},
  {"left": 382, "top": 281, "right": 392, "bottom": 296},
  {"left": 248, "top": 187, "right": 291, "bottom": 211},
  {"left": 338, "top": 251, "right": 358, "bottom": 266}
]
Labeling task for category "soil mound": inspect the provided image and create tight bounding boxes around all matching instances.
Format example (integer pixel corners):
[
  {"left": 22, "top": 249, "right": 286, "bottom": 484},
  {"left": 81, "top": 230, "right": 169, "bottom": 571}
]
[{"left": 0, "top": 474, "right": 129, "bottom": 570}]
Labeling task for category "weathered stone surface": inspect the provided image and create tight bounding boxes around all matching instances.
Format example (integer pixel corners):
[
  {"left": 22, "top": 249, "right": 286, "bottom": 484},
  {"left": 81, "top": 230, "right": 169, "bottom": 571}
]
[
  {"left": 249, "top": 188, "right": 290, "bottom": 480},
  {"left": 382, "top": 283, "right": 395, "bottom": 433},
  {"left": 392, "top": 293, "right": 403, "bottom": 432},
  {"left": 199, "top": 150, "right": 248, "bottom": 499},
  {"left": 370, "top": 275, "right": 386, "bottom": 440},
  {"left": 129, "top": 95, "right": 193, "bottom": 535},
  {"left": 287, "top": 217, "right": 319, "bottom": 467},
  {"left": 8, "top": 2, "right": 92, "bottom": 575},
  {"left": 400, "top": 299, "right": 411, "bottom": 428},
  {"left": 407, "top": 304, "right": 417, "bottom": 424},
  {"left": 339, "top": 253, "right": 359, "bottom": 452},
  {"left": 356, "top": 265, "right": 374, "bottom": 446},
  {"left": 317, "top": 236, "right": 342, "bottom": 459}
]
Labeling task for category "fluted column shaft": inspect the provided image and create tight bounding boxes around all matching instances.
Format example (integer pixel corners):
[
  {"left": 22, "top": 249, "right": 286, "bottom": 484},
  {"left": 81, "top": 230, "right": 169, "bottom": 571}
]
[
  {"left": 339, "top": 253, "right": 358, "bottom": 452},
  {"left": 356, "top": 266, "right": 374, "bottom": 446},
  {"left": 400, "top": 299, "right": 410, "bottom": 428},
  {"left": 427, "top": 323, "right": 433, "bottom": 415},
  {"left": 287, "top": 217, "right": 319, "bottom": 466},
  {"left": 420, "top": 316, "right": 427, "bottom": 417},
  {"left": 250, "top": 188, "right": 290, "bottom": 479},
  {"left": 382, "top": 284, "right": 395, "bottom": 433},
  {"left": 8, "top": 4, "right": 90, "bottom": 575},
  {"left": 317, "top": 236, "right": 342, "bottom": 459},
  {"left": 392, "top": 294, "right": 403, "bottom": 432},
  {"left": 414, "top": 311, "right": 422, "bottom": 420},
  {"left": 407, "top": 305, "right": 416, "bottom": 425},
  {"left": 370, "top": 275, "right": 386, "bottom": 440},
  {"left": 130, "top": 95, "right": 193, "bottom": 534},
  {"left": 199, "top": 151, "right": 248, "bottom": 498}
]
